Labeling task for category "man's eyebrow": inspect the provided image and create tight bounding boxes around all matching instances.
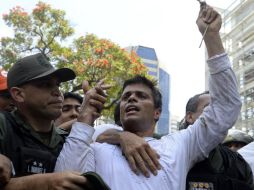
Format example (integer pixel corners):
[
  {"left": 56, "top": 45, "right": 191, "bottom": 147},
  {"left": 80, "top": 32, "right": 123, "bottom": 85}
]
[
  {"left": 123, "top": 90, "right": 146, "bottom": 93},
  {"left": 122, "top": 91, "right": 131, "bottom": 96},
  {"left": 62, "top": 104, "right": 81, "bottom": 107}
]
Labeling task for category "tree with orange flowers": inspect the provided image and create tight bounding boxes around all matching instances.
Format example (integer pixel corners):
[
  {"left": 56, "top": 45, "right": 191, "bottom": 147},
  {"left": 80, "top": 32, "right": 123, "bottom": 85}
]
[
  {"left": 0, "top": 2, "right": 149, "bottom": 118},
  {"left": 0, "top": 1, "right": 74, "bottom": 69},
  {"left": 57, "top": 34, "right": 148, "bottom": 117}
]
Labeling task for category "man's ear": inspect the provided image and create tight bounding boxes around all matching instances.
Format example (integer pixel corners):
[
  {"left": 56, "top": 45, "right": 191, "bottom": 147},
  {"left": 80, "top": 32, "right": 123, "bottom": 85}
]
[
  {"left": 154, "top": 108, "right": 161, "bottom": 121},
  {"left": 9, "top": 87, "right": 25, "bottom": 103},
  {"left": 185, "top": 111, "right": 195, "bottom": 125}
]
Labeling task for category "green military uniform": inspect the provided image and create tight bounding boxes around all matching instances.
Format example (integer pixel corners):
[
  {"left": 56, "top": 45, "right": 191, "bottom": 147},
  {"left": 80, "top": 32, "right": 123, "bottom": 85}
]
[{"left": 0, "top": 110, "right": 66, "bottom": 177}]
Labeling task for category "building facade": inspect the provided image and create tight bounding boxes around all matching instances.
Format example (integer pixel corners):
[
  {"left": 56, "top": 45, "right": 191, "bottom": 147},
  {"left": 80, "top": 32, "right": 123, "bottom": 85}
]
[
  {"left": 158, "top": 68, "right": 171, "bottom": 134},
  {"left": 220, "top": 0, "right": 254, "bottom": 132},
  {"left": 126, "top": 45, "right": 171, "bottom": 134}
]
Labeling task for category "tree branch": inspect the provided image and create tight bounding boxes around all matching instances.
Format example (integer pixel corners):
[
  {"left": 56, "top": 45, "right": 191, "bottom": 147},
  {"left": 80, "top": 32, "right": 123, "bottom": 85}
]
[
  {"left": 19, "top": 47, "right": 35, "bottom": 53},
  {"left": 47, "top": 27, "right": 60, "bottom": 47}
]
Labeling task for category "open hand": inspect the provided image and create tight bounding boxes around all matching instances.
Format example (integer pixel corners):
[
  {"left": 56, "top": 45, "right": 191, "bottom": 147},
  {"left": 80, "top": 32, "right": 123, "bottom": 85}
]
[{"left": 119, "top": 132, "right": 161, "bottom": 177}]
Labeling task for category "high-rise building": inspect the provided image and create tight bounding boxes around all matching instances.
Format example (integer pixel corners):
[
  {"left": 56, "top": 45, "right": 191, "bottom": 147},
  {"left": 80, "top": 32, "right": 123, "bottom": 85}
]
[
  {"left": 170, "top": 114, "right": 180, "bottom": 133},
  {"left": 126, "top": 45, "right": 171, "bottom": 134},
  {"left": 220, "top": 0, "right": 254, "bottom": 132},
  {"left": 158, "top": 68, "right": 170, "bottom": 134},
  {"left": 125, "top": 46, "right": 159, "bottom": 78}
]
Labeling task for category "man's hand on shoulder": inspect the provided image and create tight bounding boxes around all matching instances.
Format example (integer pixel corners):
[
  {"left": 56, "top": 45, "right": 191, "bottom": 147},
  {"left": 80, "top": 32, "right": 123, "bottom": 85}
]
[{"left": 119, "top": 131, "right": 161, "bottom": 178}]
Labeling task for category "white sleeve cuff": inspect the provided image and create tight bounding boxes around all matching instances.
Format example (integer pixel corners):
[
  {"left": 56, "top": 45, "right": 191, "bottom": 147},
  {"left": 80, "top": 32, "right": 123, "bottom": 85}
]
[
  {"left": 207, "top": 53, "right": 231, "bottom": 74},
  {"left": 69, "top": 122, "right": 95, "bottom": 144}
]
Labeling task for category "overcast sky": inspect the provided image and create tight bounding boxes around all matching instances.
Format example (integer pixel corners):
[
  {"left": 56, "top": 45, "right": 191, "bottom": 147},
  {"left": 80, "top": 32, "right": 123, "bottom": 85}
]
[{"left": 0, "top": 0, "right": 236, "bottom": 118}]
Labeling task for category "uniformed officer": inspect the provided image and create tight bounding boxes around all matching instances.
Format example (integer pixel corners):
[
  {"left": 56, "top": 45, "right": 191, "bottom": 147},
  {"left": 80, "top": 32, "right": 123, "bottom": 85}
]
[{"left": 0, "top": 53, "right": 105, "bottom": 190}]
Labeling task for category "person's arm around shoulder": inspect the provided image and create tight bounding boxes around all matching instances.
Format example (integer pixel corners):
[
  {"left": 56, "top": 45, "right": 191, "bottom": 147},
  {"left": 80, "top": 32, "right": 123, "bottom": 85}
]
[
  {"left": 96, "top": 129, "right": 161, "bottom": 177},
  {"left": 93, "top": 124, "right": 123, "bottom": 142}
]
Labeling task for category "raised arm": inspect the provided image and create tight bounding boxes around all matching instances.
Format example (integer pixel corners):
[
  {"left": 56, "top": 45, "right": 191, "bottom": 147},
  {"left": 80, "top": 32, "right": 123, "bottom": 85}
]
[
  {"left": 55, "top": 80, "right": 110, "bottom": 173},
  {"left": 167, "top": 4, "right": 242, "bottom": 170},
  {"left": 191, "top": 4, "right": 241, "bottom": 162}
]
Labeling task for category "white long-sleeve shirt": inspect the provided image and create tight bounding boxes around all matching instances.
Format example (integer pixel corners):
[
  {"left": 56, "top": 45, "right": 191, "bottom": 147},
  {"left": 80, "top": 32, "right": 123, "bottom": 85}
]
[
  {"left": 55, "top": 53, "right": 242, "bottom": 190},
  {"left": 238, "top": 142, "right": 254, "bottom": 181}
]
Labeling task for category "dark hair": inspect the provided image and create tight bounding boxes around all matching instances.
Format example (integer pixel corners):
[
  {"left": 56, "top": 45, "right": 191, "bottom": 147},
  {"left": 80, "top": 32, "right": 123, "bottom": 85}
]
[
  {"left": 114, "top": 102, "right": 121, "bottom": 126},
  {"left": 179, "top": 91, "right": 209, "bottom": 130},
  {"left": 122, "top": 75, "right": 162, "bottom": 110},
  {"left": 63, "top": 92, "right": 83, "bottom": 104},
  {"left": 185, "top": 91, "right": 209, "bottom": 114}
]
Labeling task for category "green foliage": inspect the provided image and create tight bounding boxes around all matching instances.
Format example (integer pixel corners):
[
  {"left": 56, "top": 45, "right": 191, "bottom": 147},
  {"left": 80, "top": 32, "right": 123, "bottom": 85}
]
[
  {"left": 0, "top": 2, "right": 149, "bottom": 119},
  {"left": 57, "top": 34, "right": 149, "bottom": 117},
  {"left": 0, "top": 2, "right": 74, "bottom": 68}
]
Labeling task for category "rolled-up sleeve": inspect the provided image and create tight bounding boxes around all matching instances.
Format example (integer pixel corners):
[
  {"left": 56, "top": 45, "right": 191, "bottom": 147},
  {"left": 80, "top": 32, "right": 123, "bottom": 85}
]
[{"left": 54, "top": 122, "right": 95, "bottom": 173}]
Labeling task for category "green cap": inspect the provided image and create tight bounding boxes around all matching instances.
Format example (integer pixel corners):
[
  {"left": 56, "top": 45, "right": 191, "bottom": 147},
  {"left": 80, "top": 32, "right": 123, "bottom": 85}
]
[{"left": 7, "top": 53, "right": 76, "bottom": 88}]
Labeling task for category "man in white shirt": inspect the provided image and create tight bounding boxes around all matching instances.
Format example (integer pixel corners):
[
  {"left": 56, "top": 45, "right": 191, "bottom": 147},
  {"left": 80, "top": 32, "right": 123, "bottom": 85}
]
[{"left": 55, "top": 4, "right": 242, "bottom": 190}]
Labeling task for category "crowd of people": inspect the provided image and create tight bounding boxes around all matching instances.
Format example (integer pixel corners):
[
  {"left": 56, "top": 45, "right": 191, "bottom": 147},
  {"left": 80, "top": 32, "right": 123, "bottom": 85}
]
[{"left": 1, "top": 3, "right": 254, "bottom": 190}]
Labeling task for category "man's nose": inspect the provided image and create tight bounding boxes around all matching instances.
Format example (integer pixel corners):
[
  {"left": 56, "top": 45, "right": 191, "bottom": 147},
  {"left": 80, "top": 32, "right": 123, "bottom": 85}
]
[
  {"left": 128, "top": 93, "right": 137, "bottom": 102},
  {"left": 70, "top": 108, "right": 79, "bottom": 118},
  {"left": 52, "top": 86, "right": 62, "bottom": 97}
]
